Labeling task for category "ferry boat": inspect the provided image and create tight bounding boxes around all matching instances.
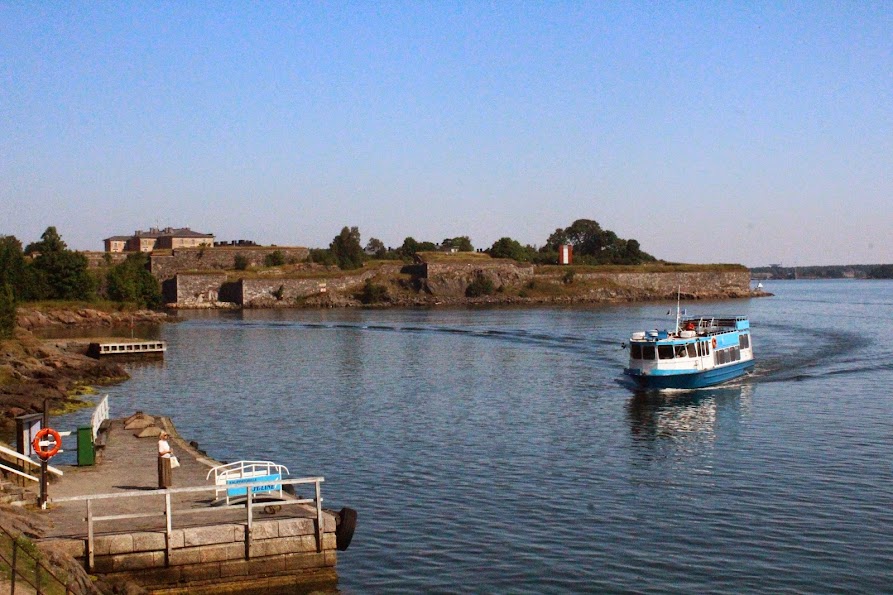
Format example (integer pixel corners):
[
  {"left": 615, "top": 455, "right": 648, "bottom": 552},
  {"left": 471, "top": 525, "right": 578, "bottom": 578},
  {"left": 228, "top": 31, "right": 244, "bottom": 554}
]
[{"left": 623, "top": 315, "right": 755, "bottom": 389}]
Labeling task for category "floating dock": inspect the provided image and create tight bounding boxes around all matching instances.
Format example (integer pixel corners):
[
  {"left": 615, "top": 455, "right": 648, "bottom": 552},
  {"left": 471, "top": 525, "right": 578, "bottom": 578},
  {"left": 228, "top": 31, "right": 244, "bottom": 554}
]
[
  {"left": 37, "top": 415, "right": 349, "bottom": 594},
  {"left": 87, "top": 340, "right": 167, "bottom": 358}
]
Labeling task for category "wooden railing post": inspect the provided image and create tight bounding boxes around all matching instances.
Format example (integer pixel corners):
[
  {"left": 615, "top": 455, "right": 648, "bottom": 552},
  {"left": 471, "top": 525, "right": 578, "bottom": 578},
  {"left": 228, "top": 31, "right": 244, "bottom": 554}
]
[
  {"left": 315, "top": 480, "right": 323, "bottom": 552},
  {"left": 165, "top": 492, "right": 172, "bottom": 567},
  {"left": 86, "top": 499, "right": 94, "bottom": 572}
]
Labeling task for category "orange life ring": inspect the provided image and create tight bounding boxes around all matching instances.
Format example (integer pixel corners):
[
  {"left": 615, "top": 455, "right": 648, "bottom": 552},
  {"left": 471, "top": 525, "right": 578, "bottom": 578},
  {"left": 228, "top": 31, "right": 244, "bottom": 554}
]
[
  {"left": 711, "top": 337, "right": 717, "bottom": 349},
  {"left": 32, "top": 428, "right": 62, "bottom": 460}
]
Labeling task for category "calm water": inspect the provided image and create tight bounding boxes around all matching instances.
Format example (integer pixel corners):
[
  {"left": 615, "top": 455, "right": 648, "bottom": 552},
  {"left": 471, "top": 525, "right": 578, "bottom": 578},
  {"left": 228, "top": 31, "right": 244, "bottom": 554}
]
[{"left": 61, "top": 280, "right": 893, "bottom": 593}]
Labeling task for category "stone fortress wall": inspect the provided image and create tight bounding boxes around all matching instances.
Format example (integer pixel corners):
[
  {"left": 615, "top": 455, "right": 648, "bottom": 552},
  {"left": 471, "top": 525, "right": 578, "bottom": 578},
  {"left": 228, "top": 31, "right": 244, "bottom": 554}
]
[
  {"left": 162, "top": 260, "right": 753, "bottom": 308},
  {"left": 149, "top": 247, "right": 310, "bottom": 281}
]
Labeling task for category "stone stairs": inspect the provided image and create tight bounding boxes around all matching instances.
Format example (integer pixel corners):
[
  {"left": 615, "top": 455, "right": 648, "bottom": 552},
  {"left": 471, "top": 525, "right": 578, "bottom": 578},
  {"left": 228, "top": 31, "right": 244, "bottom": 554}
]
[{"left": 0, "top": 477, "right": 38, "bottom": 507}]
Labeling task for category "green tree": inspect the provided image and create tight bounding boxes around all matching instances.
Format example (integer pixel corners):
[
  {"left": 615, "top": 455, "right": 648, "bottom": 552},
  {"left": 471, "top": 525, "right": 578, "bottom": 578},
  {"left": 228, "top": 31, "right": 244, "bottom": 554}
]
[
  {"left": 330, "top": 227, "right": 364, "bottom": 270},
  {"left": 397, "top": 237, "right": 420, "bottom": 259},
  {"left": 28, "top": 227, "right": 95, "bottom": 300},
  {"left": 0, "top": 283, "right": 16, "bottom": 339},
  {"left": 488, "top": 237, "right": 529, "bottom": 261},
  {"left": 106, "top": 253, "right": 162, "bottom": 308},
  {"left": 365, "top": 237, "right": 387, "bottom": 258},
  {"left": 24, "top": 226, "right": 66, "bottom": 255},
  {"left": 0, "top": 235, "right": 44, "bottom": 299},
  {"left": 441, "top": 236, "right": 474, "bottom": 252},
  {"left": 544, "top": 218, "right": 654, "bottom": 264}
]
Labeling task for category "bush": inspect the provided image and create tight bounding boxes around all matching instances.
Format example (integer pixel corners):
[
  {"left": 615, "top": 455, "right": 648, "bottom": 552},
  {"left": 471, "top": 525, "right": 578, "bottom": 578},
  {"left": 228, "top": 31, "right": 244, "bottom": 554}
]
[
  {"left": 563, "top": 269, "right": 575, "bottom": 284},
  {"left": 466, "top": 275, "right": 495, "bottom": 297},
  {"left": 308, "top": 249, "right": 336, "bottom": 266},
  {"left": 357, "top": 279, "right": 389, "bottom": 304},
  {"left": 233, "top": 255, "right": 249, "bottom": 270},
  {"left": 264, "top": 251, "right": 286, "bottom": 267}
]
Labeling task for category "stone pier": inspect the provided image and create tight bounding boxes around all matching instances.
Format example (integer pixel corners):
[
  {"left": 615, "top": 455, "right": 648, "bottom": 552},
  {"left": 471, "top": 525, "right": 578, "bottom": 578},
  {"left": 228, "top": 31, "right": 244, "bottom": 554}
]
[{"left": 36, "top": 415, "right": 345, "bottom": 593}]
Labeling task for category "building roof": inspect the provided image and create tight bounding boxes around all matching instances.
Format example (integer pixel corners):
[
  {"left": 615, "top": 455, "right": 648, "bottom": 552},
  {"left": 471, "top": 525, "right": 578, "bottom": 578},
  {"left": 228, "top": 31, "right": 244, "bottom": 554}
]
[
  {"left": 104, "top": 236, "right": 131, "bottom": 242},
  {"left": 127, "top": 227, "right": 215, "bottom": 239}
]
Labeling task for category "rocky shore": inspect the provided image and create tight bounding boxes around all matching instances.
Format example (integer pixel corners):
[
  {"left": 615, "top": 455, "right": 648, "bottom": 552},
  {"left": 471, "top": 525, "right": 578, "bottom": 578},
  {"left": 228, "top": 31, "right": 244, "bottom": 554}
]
[
  {"left": 0, "top": 308, "right": 172, "bottom": 431},
  {"left": 16, "top": 307, "right": 171, "bottom": 331}
]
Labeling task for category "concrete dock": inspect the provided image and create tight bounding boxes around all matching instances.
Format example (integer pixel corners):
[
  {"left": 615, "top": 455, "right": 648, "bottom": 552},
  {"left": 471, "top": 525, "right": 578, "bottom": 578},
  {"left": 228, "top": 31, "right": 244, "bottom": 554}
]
[{"left": 36, "top": 414, "right": 345, "bottom": 594}]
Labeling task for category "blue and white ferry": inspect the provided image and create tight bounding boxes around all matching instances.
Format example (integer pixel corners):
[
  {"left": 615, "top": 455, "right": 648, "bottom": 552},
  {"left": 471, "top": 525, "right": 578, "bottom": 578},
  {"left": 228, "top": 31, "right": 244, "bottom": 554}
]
[{"left": 623, "top": 314, "right": 755, "bottom": 389}]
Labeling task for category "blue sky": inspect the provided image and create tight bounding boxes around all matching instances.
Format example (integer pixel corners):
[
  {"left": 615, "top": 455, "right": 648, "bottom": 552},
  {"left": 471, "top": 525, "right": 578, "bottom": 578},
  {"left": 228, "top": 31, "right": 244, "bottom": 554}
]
[{"left": 2, "top": 2, "right": 891, "bottom": 266}]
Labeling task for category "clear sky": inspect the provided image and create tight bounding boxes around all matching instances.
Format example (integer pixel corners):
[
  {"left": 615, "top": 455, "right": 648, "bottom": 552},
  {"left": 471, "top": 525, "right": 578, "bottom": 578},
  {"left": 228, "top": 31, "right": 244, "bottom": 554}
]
[{"left": 2, "top": 2, "right": 891, "bottom": 267}]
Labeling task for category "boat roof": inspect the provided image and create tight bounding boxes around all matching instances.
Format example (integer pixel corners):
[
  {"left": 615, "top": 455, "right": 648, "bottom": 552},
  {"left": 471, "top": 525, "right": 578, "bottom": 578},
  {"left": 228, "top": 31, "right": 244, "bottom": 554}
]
[{"left": 630, "top": 315, "right": 750, "bottom": 342}]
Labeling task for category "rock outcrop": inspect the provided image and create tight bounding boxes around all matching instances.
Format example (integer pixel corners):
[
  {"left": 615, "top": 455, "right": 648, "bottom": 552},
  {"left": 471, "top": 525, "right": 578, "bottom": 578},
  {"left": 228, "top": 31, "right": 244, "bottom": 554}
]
[
  {"left": 0, "top": 331, "right": 128, "bottom": 429},
  {"left": 16, "top": 308, "right": 170, "bottom": 331}
]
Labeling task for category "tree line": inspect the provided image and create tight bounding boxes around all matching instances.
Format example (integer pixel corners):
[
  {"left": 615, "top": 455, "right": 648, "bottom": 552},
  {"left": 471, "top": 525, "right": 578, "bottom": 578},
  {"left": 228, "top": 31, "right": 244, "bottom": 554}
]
[
  {"left": 312, "top": 218, "right": 654, "bottom": 270},
  {"left": 0, "top": 218, "right": 654, "bottom": 337},
  {"left": 0, "top": 227, "right": 162, "bottom": 338}
]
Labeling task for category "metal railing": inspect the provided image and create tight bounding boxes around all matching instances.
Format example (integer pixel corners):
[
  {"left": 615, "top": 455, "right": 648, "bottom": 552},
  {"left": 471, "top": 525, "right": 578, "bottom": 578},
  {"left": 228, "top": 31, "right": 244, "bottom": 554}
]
[
  {"left": 206, "top": 460, "right": 290, "bottom": 504},
  {"left": 51, "top": 476, "right": 325, "bottom": 572},
  {"left": 90, "top": 395, "right": 109, "bottom": 439},
  {"left": 0, "top": 525, "right": 71, "bottom": 595}
]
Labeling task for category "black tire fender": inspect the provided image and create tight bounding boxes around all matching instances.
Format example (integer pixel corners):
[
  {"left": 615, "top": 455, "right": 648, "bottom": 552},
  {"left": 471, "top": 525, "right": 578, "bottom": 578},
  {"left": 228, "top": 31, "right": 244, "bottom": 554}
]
[{"left": 335, "top": 507, "right": 357, "bottom": 551}]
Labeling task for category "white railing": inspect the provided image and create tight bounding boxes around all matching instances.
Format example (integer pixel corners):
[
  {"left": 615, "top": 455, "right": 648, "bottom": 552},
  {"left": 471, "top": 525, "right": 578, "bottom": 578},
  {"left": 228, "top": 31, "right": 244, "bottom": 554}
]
[
  {"left": 91, "top": 395, "right": 109, "bottom": 439},
  {"left": 0, "top": 443, "right": 64, "bottom": 483},
  {"left": 206, "top": 460, "right": 290, "bottom": 504},
  {"left": 51, "top": 476, "right": 324, "bottom": 571}
]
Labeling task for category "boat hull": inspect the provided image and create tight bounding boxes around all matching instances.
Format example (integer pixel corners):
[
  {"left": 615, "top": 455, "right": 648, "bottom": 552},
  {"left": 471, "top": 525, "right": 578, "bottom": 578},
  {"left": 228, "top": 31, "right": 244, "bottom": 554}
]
[{"left": 624, "top": 359, "right": 755, "bottom": 390}]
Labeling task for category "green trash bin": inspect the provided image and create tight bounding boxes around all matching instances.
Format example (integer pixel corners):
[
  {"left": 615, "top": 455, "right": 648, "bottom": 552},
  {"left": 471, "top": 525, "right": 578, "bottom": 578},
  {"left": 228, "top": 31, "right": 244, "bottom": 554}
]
[{"left": 77, "top": 426, "right": 95, "bottom": 466}]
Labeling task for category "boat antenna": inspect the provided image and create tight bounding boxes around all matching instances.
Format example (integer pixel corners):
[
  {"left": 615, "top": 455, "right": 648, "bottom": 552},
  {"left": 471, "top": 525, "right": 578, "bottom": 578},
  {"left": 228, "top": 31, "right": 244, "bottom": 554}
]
[{"left": 675, "top": 286, "right": 681, "bottom": 334}]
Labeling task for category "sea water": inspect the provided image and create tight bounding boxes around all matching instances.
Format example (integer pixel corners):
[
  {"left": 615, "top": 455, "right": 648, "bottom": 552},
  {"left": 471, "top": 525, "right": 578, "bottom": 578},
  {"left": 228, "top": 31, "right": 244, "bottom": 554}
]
[{"left": 61, "top": 280, "right": 893, "bottom": 593}]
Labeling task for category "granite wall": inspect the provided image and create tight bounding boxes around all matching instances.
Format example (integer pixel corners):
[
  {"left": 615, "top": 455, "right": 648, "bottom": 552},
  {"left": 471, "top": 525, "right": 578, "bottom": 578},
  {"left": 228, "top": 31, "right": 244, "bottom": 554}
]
[
  {"left": 150, "top": 247, "right": 310, "bottom": 281},
  {"left": 421, "top": 261, "right": 535, "bottom": 297},
  {"left": 537, "top": 269, "right": 753, "bottom": 299},
  {"left": 163, "top": 273, "right": 229, "bottom": 307}
]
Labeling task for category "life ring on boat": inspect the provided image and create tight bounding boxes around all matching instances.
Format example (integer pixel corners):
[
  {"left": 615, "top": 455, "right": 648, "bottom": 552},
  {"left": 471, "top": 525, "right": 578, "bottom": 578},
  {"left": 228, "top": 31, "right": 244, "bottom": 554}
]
[
  {"left": 711, "top": 337, "right": 717, "bottom": 349},
  {"left": 32, "top": 428, "right": 62, "bottom": 460}
]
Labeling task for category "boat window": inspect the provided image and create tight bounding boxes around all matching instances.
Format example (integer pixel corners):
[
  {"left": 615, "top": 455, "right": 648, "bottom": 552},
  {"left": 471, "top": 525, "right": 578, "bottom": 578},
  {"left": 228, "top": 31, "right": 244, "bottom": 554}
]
[
  {"left": 630, "top": 343, "right": 643, "bottom": 359},
  {"left": 658, "top": 345, "right": 675, "bottom": 359},
  {"left": 642, "top": 345, "right": 656, "bottom": 360},
  {"left": 732, "top": 346, "right": 740, "bottom": 361},
  {"left": 686, "top": 343, "right": 697, "bottom": 358},
  {"left": 739, "top": 334, "right": 750, "bottom": 350},
  {"left": 675, "top": 345, "right": 687, "bottom": 358}
]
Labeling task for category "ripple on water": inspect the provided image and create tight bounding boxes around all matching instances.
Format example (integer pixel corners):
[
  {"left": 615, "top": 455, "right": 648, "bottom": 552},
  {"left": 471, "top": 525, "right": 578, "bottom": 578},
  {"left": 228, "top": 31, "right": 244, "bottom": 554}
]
[{"left": 63, "top": 281, "right": 893, "bottom": 593}]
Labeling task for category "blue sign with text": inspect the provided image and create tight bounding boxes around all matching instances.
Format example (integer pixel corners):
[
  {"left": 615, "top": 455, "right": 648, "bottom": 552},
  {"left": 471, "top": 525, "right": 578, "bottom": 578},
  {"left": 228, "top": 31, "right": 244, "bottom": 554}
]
[{"left": 226, "top": 473, "right": 281, "bottom": 498}]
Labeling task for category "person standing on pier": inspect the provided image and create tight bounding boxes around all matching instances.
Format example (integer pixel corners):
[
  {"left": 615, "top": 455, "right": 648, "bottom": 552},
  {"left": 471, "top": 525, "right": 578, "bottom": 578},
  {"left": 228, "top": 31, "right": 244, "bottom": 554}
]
[{"left": 158, "top": 432, "right": 173, "bottom": 488}]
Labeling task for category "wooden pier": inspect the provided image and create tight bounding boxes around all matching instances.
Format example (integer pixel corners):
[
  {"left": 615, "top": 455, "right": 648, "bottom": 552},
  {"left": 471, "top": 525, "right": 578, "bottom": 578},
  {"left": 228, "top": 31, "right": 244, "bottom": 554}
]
[
  {"left": 87, "top": 340, "right": 167, "bottom": 358},
  {"left": 36, "top": 415, "right": 348, "bottom": 593}
]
